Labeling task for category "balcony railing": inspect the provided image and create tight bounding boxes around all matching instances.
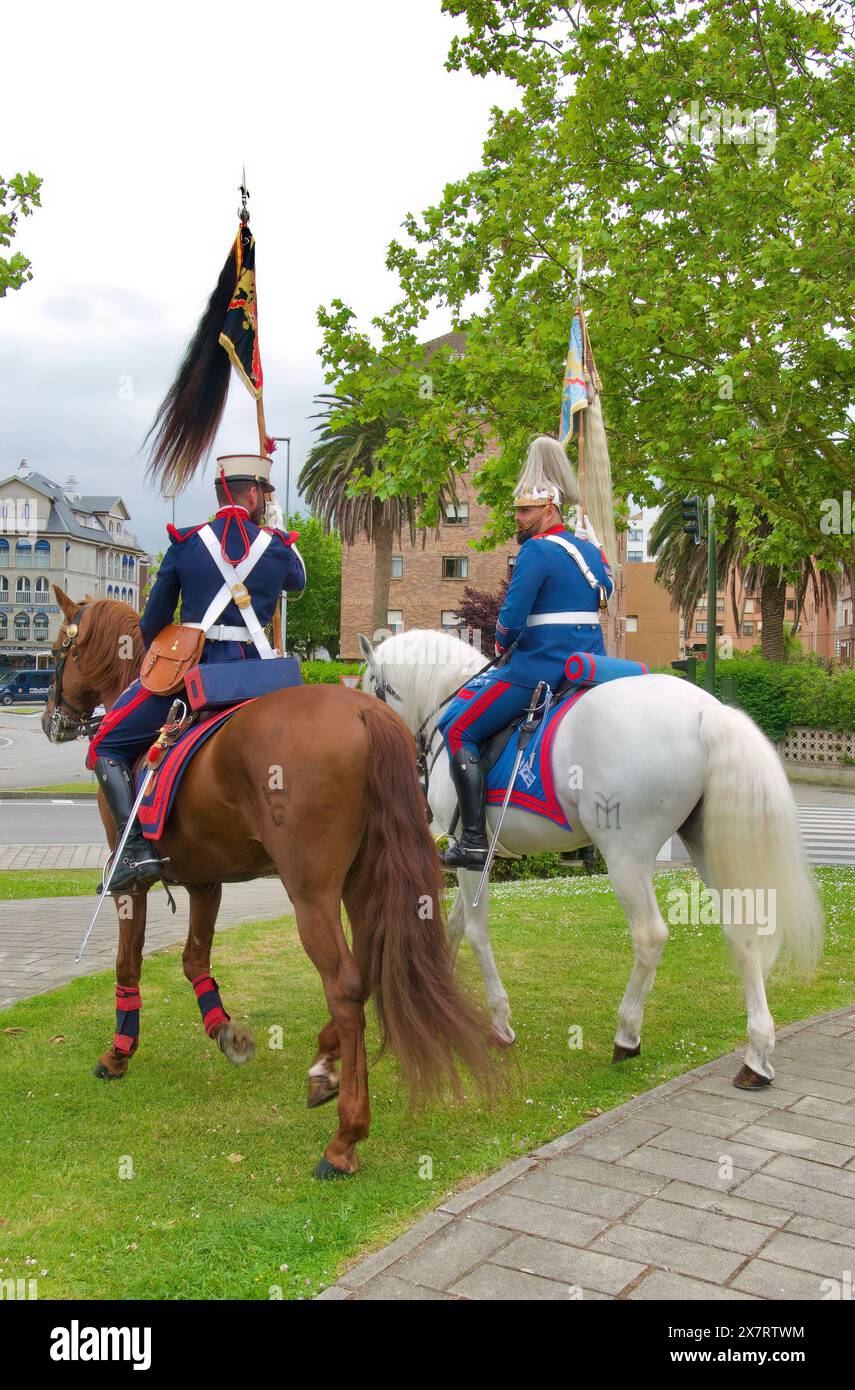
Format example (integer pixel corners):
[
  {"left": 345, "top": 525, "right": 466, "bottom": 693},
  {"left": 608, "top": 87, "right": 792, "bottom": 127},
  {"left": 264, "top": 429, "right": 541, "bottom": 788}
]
[{"left": 0, "top": 552, "right": 50, "bottom": 568}]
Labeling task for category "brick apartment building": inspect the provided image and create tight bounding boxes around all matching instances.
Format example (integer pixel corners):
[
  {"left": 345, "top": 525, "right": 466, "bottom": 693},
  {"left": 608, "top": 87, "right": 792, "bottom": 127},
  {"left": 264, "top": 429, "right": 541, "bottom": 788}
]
[{"left": 341, "top": 488, "right": 850, "bottom": 670}]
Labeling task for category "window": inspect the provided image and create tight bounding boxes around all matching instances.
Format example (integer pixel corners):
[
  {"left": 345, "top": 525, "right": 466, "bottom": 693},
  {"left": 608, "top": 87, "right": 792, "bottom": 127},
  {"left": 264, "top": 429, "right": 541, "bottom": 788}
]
[
  {"left": 441, "top": 610, "right": 460, "bottom": 632},
  {"left": 13, "top": 612, "right": 29, "bottom": 641},
  {"left": 442, "top": 556, "right": 468, "bottom": 580},
  {"left": 16, "top": 577, "right": 30, "bottom": 600},
  {"left": 16, "top": 540, "right": 31, "bottom": 567},
  {"left": 743, "top": 622, "right": 754, "bottom": 636},
  {"left": 697, "top": 596, "right": 707, "bottom": 610},
  {"left": 33, "top": 613, "right": 49, "bottom": 641},
  {"left": 34, "top": 577, "right": 48, "bottom": 597},
  {"left": 0, "top": 538, "right": 8, "bottom": 566},
  {"left": 786, "top": 599, "right": 794, "bottom": 611},
  {"left": 34, "top": 540, "right": 50, "bottom": 567},
  {"left": 628, "top": 529, "right": 643, "bottom": 543},
  {"left": 626, "top": 615, "right": 638, "bottom": 634},
  {"left": 387, "top": 609, "right": 404, "bottom": 634},
  {"left": 391, "top": 555, "right": 403, "bottom": 579},
  {"left": 0, "top": 613, "right": 6, "bottom": 637},
  {"left": 445, "top": 501, "right": 469, "bottom": 525},
  {"left": 697, "top": 621, "right": 707, "bottom": 634},
  {"left": 716, "top": 598, "right": 725, "bottom": 612},
  {"left": 628, "top": 550, "right": 644, "bottom": 564},
  {"left": 0, "top": 576, "right": 6, "bottom": 597},
  {"left": 744, "top": 599, "right": 754, "bottom": 614},
  {"left": 121, "top": 587, "right": 128, "bottom": 602}
]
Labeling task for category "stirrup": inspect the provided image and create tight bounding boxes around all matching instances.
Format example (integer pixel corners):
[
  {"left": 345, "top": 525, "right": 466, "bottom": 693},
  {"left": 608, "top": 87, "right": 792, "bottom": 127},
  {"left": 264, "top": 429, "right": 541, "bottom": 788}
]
[{"left": 440, "top": 838, "right": 489, "bottom": 869}]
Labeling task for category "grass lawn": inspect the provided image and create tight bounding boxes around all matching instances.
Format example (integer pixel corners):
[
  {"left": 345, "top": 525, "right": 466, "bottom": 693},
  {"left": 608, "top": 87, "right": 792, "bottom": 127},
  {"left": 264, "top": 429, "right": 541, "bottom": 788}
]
[
  {"left": 3, "top": 782, "right": 98, "bottom": 796},
  {"left": 0, "top": 867, "right": 852, "bottom": 1300},
  {"left": 0, "top": 870, "right": 103, "bottom": 899},
  {"left": 0, "top": 871, "right": 173, "bottom": 899}
]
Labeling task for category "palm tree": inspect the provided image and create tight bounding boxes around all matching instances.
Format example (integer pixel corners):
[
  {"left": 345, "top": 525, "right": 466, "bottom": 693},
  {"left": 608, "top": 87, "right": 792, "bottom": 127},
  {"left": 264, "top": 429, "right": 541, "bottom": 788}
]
[
  {"left": 300, "top": 393, "right": 457, "bottom": 638},
  {"left": 649, "top": 494, "right": 839, "bottom": 663}
]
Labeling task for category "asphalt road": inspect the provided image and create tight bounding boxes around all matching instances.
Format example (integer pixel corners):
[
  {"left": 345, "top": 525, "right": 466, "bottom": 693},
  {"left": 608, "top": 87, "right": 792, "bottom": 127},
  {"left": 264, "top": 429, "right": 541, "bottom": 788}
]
[{"left": 0, "top": 703, "right": 95, "bottom": 791}]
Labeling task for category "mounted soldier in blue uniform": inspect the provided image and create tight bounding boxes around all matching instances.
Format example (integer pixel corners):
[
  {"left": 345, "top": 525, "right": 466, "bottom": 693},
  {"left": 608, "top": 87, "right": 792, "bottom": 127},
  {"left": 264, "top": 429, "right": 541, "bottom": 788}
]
[
  {"left": 88, "top": 453, "right": 306, "bottom": 891},
  {"left": 438, "top": 435, "right": 613, "bottom": 869}
]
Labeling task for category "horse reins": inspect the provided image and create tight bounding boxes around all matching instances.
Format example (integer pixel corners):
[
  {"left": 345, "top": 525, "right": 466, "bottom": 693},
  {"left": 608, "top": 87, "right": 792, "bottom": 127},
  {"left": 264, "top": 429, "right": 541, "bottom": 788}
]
[{"left": 48, "top": 606, "right": 104, "bottom": 741}]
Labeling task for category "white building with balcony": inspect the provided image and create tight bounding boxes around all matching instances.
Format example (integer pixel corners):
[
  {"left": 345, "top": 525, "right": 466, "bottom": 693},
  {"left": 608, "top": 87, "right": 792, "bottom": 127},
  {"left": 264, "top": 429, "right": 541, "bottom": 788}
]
[{"left": 0, "top": 461, "right": 148, "bottom": 664}]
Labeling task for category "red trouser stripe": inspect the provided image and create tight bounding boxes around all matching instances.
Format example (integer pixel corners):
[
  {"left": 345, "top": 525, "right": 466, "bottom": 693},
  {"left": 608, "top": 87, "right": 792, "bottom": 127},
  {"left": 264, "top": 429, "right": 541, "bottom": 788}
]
[
  {"left": 446, "top": 680, "right": 512, "bottom": 755},
  {"left": 87, "top": 685, "right": 153, "bottom": 767}
]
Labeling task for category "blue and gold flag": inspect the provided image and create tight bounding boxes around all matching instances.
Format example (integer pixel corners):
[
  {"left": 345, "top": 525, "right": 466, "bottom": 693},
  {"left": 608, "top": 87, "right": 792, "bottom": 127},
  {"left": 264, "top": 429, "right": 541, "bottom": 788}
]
[{"left": 559, "top": 310, "right": 588, "bottom": 444}]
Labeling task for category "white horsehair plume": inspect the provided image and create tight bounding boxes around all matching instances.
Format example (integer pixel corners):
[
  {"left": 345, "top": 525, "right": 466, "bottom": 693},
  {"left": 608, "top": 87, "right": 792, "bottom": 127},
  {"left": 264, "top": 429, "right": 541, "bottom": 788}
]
[
  {"left": 513, "top": 436, "right": 580, "bottom": 510},
  {"left": 581, "top": 393, "right": 619, "bottom": 578}
]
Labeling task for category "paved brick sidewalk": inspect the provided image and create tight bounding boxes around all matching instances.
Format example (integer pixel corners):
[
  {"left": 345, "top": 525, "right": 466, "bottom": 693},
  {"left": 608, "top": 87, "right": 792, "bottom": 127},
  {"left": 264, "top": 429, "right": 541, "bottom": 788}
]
[
  {"left": 0, "top": 877, "right": 294, "bottom": 1008},
  {"left": 320, "top": 1007, "right": 855, "bottom": 1301},
  {"left": 0, "top": 842, "right": 105, "bottom": 870}
]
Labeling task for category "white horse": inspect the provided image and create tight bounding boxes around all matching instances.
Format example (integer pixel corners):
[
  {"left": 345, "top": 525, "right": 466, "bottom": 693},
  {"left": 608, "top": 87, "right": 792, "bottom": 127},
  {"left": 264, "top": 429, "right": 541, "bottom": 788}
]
[{"left": 358, "top": 628, "right": 823, "bottom": 1089}]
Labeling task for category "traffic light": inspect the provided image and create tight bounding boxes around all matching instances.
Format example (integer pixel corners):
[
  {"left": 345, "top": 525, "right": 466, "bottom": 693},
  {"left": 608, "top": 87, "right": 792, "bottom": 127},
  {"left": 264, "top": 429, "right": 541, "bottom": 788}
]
[{"left": 681, "top": 495, "right": 703, "bottom": 544}]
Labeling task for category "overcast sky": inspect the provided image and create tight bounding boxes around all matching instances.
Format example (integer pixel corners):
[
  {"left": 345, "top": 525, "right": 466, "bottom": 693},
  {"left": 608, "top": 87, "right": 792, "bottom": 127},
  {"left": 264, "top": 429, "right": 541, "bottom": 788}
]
[{"left": 2, "top": 0, "right": 513, "bottom": 554}]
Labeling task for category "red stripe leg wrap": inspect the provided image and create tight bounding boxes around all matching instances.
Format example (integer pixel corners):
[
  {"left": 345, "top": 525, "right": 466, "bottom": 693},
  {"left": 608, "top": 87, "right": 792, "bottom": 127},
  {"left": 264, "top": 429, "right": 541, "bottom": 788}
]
[
  {"left": 114, "top": 984, "right": 141, "bottom": 1056},
  {"left": 192, "top": 973, "right": 230, "bottom": 1037}
]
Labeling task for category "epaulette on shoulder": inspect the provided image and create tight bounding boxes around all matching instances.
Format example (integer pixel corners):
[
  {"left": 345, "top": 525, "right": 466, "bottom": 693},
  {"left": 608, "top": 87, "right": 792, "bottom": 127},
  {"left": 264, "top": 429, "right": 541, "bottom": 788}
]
[
  {"left": 166, "top": 522, "right": 205, "bottom": 543},
  {"left": 262, "top": 526, "right": 300, "bottom": 545}
]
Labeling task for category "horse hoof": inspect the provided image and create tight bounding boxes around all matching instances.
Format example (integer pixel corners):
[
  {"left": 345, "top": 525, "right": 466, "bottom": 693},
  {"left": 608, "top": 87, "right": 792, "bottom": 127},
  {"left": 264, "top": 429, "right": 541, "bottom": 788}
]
[
  {"left": 93, "top": 1061, "right": 125, "bottom": 1080},
  {"left": 733, "top": 1064, "right": 772, "bottom": 1090},
  {"left": 313, "top": 1155, "right": 355, "bottom": 1181},
  {"left": 307, "top": 1074, "right": 340, "bottom": 1109},
  {"left": 612, "top": 1043, "right": 641, "bottom": 1062},
  {"left": 217, "top": 1023, "right": 255, "bottom": 1067}
]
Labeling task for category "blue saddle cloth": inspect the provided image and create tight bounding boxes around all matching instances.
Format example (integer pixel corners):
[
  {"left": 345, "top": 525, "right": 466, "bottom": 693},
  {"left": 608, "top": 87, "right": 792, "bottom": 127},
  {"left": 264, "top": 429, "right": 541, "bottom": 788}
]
[{"left": 484, "top": 653, "right": 649, "bottom": 829}]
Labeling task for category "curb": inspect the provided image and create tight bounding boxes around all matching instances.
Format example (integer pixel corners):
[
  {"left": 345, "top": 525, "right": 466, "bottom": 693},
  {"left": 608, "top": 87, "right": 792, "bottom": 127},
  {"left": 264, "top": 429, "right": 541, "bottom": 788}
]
[
  {"left": 318, "top": 1002, "right": 855, "bottom": 1300},
  {"left": 0, "top": 791, "right": 98, "bottom": 800}
]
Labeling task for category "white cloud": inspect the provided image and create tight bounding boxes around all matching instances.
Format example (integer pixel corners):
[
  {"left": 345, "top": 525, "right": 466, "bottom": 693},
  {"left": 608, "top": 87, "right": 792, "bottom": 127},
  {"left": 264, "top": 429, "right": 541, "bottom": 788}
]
[{"left": 2, "top": 0, "right": 515, "bottom": 551}]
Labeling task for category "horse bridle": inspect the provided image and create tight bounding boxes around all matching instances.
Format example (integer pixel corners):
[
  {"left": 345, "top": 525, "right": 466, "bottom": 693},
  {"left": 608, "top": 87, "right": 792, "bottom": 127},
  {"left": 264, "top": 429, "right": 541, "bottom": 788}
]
[{"left": 47, "top": 606, "right": 104, "bottom": 742}]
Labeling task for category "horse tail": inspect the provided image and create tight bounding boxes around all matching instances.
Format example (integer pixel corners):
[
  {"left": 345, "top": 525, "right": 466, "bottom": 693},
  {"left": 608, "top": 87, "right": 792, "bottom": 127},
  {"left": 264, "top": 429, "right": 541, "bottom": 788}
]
[
  {"left": 697, "top": 701, "right": 823, "bottom": 979},
  {"left": 345, "top": 702, "right": 494, "bottom": 1102}
]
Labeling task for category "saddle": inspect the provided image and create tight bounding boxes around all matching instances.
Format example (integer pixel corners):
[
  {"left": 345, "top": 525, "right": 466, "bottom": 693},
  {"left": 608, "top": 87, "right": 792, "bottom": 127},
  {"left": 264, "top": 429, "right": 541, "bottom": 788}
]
[
  {"left": 434, "top": 652, "right": 650, "bottom": 833},
  {"left": 133, "top": 657, "right": 304, "bottom": 841}
]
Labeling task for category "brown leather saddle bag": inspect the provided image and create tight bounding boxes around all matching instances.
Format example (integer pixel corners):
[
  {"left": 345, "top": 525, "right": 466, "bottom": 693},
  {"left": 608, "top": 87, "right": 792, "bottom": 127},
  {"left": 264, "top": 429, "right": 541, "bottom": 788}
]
[{"left": 140, "top": 624, "right": 206, "bottom": 696}]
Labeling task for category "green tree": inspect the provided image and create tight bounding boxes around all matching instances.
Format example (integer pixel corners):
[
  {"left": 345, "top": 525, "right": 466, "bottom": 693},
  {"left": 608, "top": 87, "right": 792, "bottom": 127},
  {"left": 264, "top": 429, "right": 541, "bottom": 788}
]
[
  {"left": 300, "top": 391, "right": 457, "bottom": 638},
  {"left": 649, "top": 493, "right": 839, "bottom": 662},
  {"left": 1, "top": 173, "right": 42, "bottom": 297},
  {"left": 282, "top": 512, "right": 342, "bottom": 659},
  {"left": 317, "top": 1, "right": 853, "bottom": 578}
]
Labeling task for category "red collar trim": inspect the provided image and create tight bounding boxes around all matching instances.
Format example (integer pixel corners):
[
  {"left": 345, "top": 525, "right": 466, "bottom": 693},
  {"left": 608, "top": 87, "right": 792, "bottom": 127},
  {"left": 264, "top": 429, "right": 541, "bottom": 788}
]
[
  {"left": 533, "top": 524, "right": 566, "bottom": 538},
  {"left": 214, "top": 505, "right": 250, "bottom": 520}
]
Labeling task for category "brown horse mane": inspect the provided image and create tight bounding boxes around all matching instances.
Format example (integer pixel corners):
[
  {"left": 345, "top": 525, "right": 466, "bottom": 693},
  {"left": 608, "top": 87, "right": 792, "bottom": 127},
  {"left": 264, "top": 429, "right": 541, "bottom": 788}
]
[{"left": 76, "top": 600, "right": 144, "bottom": 695}]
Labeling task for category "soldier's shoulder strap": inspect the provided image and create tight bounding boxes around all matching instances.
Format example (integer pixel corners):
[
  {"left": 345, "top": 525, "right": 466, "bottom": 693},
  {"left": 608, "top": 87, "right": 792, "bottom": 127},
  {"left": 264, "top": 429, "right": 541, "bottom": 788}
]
[{"left": 541, "top": 533, "right": 599, "bottom": 590}]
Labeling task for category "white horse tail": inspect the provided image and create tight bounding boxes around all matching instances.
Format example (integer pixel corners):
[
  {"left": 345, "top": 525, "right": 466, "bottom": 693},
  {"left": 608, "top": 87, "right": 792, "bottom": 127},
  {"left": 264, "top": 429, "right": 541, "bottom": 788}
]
[{"left": 697, "top": 702, "right": 823, "bottom": 979}]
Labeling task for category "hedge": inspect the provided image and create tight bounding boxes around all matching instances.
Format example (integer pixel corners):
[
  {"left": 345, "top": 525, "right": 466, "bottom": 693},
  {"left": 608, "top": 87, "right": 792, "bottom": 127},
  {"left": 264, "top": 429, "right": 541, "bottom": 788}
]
[
  {"left": 300, "top": 660, "right": 361, "bottom": 686},
  {"left": 656, "top": 655, "right": 855, "bottom": 743}
]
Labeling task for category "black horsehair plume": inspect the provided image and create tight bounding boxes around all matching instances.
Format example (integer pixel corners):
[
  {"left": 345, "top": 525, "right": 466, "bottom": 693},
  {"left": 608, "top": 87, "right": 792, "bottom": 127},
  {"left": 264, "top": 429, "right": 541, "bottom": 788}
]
[{"left": 145, "top": 240, "right": 239, "bottom": 497}]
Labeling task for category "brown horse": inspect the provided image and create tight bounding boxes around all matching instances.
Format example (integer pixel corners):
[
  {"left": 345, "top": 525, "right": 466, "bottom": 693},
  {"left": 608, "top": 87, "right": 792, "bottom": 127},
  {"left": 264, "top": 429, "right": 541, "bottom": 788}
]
[{"left": 42, "top": 588, "right": 492, "bottom": 1177}]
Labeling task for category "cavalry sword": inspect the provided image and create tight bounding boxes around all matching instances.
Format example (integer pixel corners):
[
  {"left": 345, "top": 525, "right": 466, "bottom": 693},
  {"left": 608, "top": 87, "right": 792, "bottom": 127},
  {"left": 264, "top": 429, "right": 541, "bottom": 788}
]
[
  {"left": 472, "top": 681, "right": 548, "bottom": 909},
  {"left": 74, "top": 700, "right": 184, "bottom": 962}
]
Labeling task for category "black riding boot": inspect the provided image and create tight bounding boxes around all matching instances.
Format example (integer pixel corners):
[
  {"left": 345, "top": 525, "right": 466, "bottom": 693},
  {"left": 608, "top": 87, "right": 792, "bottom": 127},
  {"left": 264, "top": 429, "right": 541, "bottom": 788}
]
[
  {"left": 94, "top": 756, "right": 163, "bottom": 892},
  {"left": 440, "top": 747, "right": 489, "bottom": 870}
]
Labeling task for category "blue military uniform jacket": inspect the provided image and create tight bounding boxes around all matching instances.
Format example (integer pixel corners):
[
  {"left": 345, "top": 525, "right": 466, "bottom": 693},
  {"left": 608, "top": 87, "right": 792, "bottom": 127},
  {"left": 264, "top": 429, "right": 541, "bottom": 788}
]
[
  {"left": 495, "top": 525, "right": 614, "bottom": 688},
  {"left": 140, "top": 506, "right": 305, "bottom": 662}
]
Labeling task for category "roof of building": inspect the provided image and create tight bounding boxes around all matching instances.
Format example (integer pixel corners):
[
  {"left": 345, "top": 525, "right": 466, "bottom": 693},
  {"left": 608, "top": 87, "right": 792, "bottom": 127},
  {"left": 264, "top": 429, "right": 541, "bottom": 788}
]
[
  {"left": 423, "top": 330, "right": 467, "bottom": 362},
  {"left": 0, "top": 471, "right": 144, "bottom": 551}
]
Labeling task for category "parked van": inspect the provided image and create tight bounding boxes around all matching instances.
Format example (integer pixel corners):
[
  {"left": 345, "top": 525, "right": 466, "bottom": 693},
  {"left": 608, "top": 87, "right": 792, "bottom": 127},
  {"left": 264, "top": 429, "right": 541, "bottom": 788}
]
[{"left": 0, "top": 669, "right": 54, "bottom": 704}]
